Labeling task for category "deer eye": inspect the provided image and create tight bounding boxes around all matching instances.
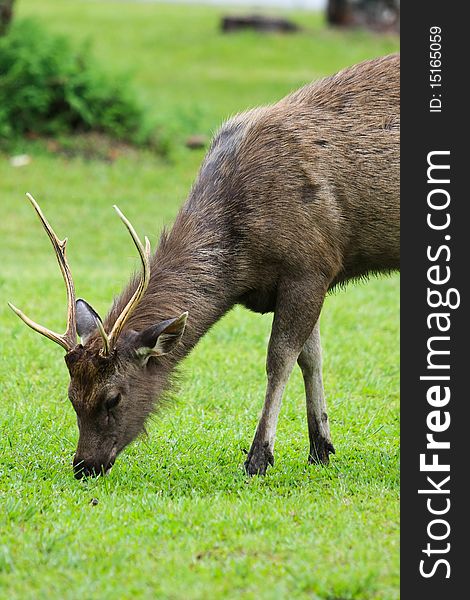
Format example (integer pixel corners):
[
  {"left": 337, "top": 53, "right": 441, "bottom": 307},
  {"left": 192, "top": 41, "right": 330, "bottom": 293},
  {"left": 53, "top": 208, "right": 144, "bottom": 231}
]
[{"left": 105, "top": 393, "right": 121, "bottom": 411}]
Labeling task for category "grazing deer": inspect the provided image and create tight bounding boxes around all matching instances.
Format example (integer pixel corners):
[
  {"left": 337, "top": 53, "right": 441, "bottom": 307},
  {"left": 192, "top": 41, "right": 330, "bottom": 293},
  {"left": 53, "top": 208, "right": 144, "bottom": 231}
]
[{"left": 10, "top": 54, "right": 399, "bottom": 478}]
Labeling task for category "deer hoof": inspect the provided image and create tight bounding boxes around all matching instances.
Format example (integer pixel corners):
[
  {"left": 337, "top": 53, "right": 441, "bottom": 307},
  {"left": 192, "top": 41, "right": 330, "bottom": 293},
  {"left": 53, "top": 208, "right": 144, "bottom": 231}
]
[
  {"left": 308, "top": 438, "right": 335, "bottom": 465},
  {"left": 244, "top": 441, "right": 274, "bottom": 476}
]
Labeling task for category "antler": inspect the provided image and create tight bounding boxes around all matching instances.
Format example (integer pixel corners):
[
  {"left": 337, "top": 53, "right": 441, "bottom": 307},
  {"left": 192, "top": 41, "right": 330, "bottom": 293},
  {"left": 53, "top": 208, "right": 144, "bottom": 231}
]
[
  {"left": 105, "top": 206, "right": 151, "bottom": 352},
  {"left": 9, "top": 198, "right": 150, "bottom": 356},
  {"left": 8, "top": 193, "right": 77, "bottom": 352}
]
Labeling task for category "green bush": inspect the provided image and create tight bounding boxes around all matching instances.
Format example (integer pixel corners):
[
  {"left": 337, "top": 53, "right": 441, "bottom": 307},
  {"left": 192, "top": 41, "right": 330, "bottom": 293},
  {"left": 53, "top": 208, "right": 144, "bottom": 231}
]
[{"left": 0, "top": 19, "right": 151, "bottom": 144}]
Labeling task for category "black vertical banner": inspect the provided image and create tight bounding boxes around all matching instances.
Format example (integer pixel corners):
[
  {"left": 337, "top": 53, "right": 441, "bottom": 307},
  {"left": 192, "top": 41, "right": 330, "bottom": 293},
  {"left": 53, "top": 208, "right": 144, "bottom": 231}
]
[{"left": 401, "top": 2, "right": 467, "bottom": 598}]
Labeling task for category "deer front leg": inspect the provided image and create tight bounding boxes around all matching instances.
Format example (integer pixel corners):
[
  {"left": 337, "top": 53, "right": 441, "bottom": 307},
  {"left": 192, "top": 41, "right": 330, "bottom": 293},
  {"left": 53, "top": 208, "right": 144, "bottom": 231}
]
[
  {"left": 297, "top": 321, "right": 335, "bottom": 465},
  {"left": 244, "top": 277, "right": 327, "bottom": 476}
]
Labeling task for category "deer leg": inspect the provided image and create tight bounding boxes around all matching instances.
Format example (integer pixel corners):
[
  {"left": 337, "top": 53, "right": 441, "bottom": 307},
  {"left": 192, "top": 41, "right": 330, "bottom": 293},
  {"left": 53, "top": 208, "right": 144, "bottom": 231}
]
[
  {"left": 297, "top": 321, "right": 335, "bottom": 465},
  {"left": 244, "top": 277, "right": 327, "bottom": 476}
]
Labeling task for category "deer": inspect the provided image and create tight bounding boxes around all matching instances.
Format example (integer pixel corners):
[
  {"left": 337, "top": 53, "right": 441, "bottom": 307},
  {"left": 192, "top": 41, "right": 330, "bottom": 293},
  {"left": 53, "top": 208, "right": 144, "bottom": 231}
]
[{"left": 9, "top": 53, "right": 400, "bottom": 479}]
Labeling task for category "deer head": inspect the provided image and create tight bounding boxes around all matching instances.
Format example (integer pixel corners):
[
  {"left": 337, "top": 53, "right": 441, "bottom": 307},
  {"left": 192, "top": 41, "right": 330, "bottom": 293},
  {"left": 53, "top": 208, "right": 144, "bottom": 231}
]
[{"left": 10, "top": 195, "right": 188, "bottom": 479}]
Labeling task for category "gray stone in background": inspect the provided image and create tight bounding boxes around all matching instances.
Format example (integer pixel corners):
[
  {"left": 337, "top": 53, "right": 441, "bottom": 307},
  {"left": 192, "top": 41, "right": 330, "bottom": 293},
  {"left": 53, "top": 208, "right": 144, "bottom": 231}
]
[{"left": 125, "top": 0, "right": 326, "bottom": 9}]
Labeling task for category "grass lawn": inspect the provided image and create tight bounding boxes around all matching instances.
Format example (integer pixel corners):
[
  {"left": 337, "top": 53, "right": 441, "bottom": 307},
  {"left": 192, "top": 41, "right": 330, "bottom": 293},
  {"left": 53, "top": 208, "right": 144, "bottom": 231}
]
[{"left": 0, "top": 2, "right": 399, "bottom": 599}]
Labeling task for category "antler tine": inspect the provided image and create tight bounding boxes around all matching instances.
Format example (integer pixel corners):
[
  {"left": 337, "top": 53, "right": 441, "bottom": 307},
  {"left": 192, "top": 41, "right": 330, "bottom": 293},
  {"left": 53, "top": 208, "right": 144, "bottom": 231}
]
[
  {"left": 107, "top": 206, "right": 151, "bottom": 350},
  {"left": 8, "top": 302, "right": 72, "bottom": 352},
  {"left": 8, "top": 193, "right": 77, "bottom": 352}
]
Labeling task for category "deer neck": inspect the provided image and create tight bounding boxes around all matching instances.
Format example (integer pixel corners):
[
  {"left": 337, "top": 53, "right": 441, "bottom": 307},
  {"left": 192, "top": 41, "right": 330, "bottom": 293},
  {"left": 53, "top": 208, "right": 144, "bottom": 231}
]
[{"left": 105, "top": 210, "right": 237, "bottom": 362}]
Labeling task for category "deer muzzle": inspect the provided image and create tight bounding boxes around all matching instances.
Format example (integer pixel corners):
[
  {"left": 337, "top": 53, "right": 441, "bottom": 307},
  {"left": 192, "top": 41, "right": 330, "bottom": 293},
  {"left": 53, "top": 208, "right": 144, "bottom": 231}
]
[{"left": 73, "top": 455, "right": 116, "bottom": 479}]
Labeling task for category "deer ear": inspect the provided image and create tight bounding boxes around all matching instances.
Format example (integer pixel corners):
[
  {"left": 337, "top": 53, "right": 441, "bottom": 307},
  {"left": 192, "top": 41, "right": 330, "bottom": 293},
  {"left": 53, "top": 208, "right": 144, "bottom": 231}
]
[
  {"left": 135, "top": 312, "right": 188, "bottom": 362},
  {"left": 76, "top": 299, "right": 104, "bottom": 344}
]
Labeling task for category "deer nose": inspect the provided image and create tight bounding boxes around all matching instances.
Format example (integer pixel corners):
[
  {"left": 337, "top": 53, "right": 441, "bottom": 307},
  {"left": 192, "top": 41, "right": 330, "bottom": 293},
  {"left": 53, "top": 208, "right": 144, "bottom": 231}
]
[
  {"left": 73, "top": 458, "right": 98, "bottom": 479},
  {"left": 73, "top": 457, "right": 112, "bottom": 479}
]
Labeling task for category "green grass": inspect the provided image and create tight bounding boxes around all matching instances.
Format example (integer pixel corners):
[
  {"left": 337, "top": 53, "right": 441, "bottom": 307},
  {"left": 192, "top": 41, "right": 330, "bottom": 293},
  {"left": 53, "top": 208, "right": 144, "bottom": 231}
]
[{"left": 0, "top": 2, "right": 399, "bottom": 599}]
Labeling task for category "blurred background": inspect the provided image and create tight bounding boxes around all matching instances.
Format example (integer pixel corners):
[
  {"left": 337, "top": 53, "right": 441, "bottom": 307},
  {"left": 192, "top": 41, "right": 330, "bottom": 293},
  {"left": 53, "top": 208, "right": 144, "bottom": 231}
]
[{"left": 1, "top": 0, "right": 399, "bottom": 163}]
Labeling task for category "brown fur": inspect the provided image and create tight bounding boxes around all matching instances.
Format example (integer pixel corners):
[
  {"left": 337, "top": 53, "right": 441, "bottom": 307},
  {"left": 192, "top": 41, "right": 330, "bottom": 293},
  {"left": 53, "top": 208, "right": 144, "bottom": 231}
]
[{"left": 67, "top": 54, "right": 399, "bottom": 477}]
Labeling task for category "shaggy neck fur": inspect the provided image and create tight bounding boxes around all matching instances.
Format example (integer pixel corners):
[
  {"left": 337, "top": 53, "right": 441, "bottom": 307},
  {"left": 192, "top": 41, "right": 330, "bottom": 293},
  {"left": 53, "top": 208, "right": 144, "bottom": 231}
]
[{"left": 103, "top": 206, "right": 238, "bottom": 366}]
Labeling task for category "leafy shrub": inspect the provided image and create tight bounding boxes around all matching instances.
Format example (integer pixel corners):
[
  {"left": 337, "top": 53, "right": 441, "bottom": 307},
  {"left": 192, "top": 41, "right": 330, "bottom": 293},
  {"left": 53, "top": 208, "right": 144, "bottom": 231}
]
[{"left": 0, "top": 19, "right": 151, "bottom": 144}]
